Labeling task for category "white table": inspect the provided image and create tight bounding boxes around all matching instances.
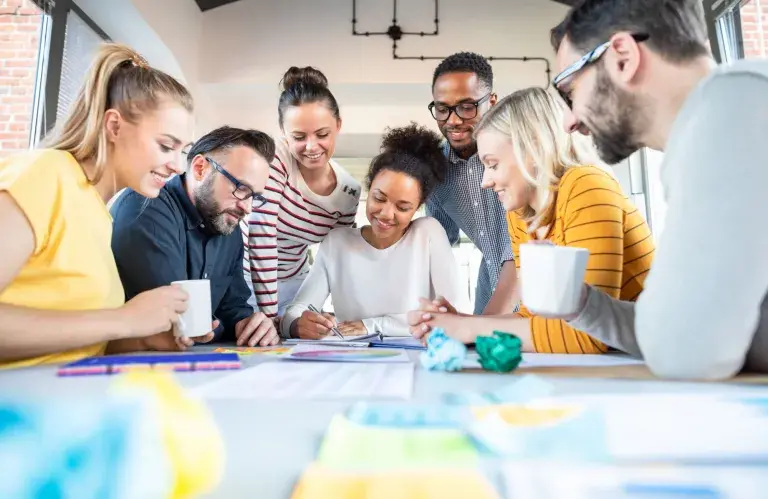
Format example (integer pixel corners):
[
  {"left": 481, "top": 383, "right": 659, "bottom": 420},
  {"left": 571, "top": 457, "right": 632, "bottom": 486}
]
[{"left": 1, "top": 348, "right": 767, "bottom": 498}]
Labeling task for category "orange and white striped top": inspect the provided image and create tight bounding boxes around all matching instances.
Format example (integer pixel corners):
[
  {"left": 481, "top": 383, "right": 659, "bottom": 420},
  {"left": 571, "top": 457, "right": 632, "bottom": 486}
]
[{"left": 508, "top": 166, "right": 655, "bottom": 353}]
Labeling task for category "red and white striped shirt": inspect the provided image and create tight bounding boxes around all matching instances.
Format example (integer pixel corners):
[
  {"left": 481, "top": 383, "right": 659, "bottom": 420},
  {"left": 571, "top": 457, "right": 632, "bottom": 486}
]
[{"left": 242, "top": 141, "right": 360, "bottom": 318}]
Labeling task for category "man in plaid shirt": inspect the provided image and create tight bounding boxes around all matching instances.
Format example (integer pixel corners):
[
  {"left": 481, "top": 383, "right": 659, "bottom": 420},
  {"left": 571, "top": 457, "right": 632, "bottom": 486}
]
[{"left": 425, "top": 52, "right": 517, "bottom": 315}]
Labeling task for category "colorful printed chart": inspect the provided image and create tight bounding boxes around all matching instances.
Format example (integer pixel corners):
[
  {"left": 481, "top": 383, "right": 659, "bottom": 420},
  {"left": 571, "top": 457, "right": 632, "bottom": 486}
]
[
  {"left": 286, "top": 345, "right": 410, "bottom": 363},
  {"left": 213, "top": 346, "right": 291, "bottom": 356}
]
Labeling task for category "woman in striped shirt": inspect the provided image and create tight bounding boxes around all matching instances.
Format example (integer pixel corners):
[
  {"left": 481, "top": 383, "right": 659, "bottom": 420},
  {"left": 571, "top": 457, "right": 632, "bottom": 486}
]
[
  {"left": 242, "top": 67, "right": 361, "bottom": 320},
  {"left": 408, "top": 87, "right": 655, "bottom": 353}
]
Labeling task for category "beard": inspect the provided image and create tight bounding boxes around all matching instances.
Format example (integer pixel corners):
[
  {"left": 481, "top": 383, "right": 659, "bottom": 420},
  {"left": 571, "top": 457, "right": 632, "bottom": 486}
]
[
  {"left": 440, "top": 125, "right": 478, "bottom": 158},
  {"left": 194, "top": 174, "right": 246, "bottom": 236},
  {"left": 585, "top": 66, "right": 647, "bottom": 165}
]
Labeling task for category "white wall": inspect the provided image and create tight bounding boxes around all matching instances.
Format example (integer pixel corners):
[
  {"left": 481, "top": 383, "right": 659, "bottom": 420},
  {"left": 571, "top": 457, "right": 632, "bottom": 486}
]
[
  {"left": 199, "top": 0, "right": 569, "bottom": 155},
  {"left": 77, "top": 0, "right": 217, "bottom": 136}
]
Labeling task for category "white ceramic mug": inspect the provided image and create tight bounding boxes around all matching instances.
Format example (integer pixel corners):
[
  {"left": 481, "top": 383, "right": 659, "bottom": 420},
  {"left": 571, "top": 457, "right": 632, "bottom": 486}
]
[
  {"left": 171, "top": 279, "right": 212, "bottom": 338},
  {"left": 519, "top": 244, "right": 589, "bottom": 316}
]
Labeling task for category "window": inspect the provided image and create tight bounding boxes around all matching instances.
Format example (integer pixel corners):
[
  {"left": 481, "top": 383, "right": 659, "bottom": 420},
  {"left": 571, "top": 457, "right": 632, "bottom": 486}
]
[
  {"left": 56, "top": 10, "right": 106, "bottom": 121},
  {"left": 705, "top": 0, "right": 768, "bottom": 63},
  {"left": 0, "top": 0, "right": 48, "bottom": 157},
  {"left": 17, "top": 0, "right": 110, "bottom": 144}
]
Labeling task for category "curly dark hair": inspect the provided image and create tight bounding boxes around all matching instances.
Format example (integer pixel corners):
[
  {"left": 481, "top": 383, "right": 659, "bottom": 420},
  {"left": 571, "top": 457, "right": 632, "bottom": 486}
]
[
  {"left": 432, "top": 51, "right": 493, "bottom": 91},
  {"left": 365, "top": 123, "right": 447, "bottom": 205}
]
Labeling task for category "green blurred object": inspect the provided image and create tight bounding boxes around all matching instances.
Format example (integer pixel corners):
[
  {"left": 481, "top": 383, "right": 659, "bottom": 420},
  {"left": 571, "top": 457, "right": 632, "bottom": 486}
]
[
  {"left": 476, "top": 332, "right": 522, "bottom": 373},
  {"left": 318, "top": 415, "right": 479, "bottom": 470}
]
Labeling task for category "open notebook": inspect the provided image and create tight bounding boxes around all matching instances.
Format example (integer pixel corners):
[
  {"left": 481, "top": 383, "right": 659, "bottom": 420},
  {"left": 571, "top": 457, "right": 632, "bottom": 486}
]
[{"left": 284, "top": 334, "right": 425, "bottom": 350}]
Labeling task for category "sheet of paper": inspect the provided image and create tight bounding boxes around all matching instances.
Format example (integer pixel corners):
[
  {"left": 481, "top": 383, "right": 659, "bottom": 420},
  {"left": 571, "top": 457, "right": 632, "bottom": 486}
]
[
  {"left": 287, "top": 344, "right": 411, "bottom": 363},
  {"left": 292, "top": 463, "right": 499, "bottom": 499},
  {"left": 317, "top": 415, "right": 479, "bottom": 469},
  {"left": 194, "top": 362, "right": 414, "bottom": 400},
  {"left": 519, "top": 352, "right": 643, "bottom": 368},
  {"left": 463, "top": 352, "right": 642, "bottom": 370},
  {"left": 502, "top": 461, "right": 766, "bottom": 499}
]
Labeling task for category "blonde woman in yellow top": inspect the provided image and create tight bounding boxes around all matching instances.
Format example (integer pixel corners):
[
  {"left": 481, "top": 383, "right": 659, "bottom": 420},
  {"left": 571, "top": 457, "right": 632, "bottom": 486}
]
[
  {"left": 408, "top": 87, "right": 655, "bottom": 353},
  {"left": 0, "top": 43, "right": 202, "bottom": 368}
]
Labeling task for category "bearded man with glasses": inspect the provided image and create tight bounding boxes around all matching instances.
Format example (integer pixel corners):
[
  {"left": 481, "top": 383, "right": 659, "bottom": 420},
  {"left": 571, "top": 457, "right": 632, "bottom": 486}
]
[
  {"left": 110, "top": 126, "right": 280, "bottom": 348},
  {"left": 545, "top": 0, "right": 768, "bottom": 380},
  {"left": 416, "top": 52, "right": 517, "bottom": 320}
]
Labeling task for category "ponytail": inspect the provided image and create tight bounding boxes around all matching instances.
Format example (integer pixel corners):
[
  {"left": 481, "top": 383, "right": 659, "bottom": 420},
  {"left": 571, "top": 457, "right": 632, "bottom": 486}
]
[{"left": 43, "top": 43, "right": 193, "bottom": 184}]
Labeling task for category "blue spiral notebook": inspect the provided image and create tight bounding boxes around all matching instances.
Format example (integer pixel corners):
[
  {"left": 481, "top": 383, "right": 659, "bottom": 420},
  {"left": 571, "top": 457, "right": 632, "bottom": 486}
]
[{"left": 57, "top": 352, "right": 242, "bottom": 376}]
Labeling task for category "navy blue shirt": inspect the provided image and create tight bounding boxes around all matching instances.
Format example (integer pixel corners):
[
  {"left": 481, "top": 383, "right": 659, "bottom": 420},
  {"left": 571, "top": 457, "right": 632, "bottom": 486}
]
[{"left": 110, "top": 174, "right": 253, "bottom": 341}]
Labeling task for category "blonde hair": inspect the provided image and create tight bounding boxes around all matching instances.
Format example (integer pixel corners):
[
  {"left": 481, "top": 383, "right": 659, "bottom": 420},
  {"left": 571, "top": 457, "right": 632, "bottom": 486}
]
[
  {"left": 474, "top": 87, "right": 598, "bottom": 232},
  {"left": 43, "top": 43, "right": 194, "bottom": 184}
]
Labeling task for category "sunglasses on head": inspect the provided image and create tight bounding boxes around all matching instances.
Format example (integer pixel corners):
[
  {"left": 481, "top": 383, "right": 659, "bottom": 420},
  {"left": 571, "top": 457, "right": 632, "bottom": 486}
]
[{"left": 552, "top": 33, "right": 650, "bottom": 109}]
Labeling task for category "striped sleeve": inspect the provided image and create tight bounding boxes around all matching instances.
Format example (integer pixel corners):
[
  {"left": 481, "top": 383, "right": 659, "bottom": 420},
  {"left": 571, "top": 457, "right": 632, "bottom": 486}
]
[
  {"left": 245, "top": 156, "right": 288, "bottom": 319},
  {"left": 529, "top": 171, "right": 627, "bottom": 354}
]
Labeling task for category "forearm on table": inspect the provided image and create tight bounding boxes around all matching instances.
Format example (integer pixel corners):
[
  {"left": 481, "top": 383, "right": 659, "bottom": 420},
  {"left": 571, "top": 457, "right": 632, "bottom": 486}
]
[
  {"left": 567, "top": 285, "right": 641, "bottom": 357},
  {"left": 0, "top": 303, "right": 128, "bottom": 361},
  {"left": 454, "top": 314, "right": 534, "bottom": 351},
  {"left": 483, "top": 261, "right": 518, "bottom": 315},
  {"left": 105, "top": 337, "right": 146, "bottom": 355}
]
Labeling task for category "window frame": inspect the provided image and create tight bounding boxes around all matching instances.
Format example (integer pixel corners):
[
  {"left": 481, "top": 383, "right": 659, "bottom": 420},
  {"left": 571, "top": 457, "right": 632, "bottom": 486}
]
[
  {"left": 30, "top": 0, "right": 110, "bottom": 143},
  {"left": 704, "top": 0, "right": 747, "bottom": 63}
]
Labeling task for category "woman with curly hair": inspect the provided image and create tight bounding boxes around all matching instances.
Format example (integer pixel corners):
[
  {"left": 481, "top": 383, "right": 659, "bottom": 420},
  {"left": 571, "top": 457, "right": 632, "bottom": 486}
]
[{"left": 280, "top": 124, "right": 470, "bottom": 339}]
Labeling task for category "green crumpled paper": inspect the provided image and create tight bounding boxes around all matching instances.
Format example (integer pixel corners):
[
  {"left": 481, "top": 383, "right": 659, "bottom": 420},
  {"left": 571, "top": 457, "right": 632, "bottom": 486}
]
[{"left": 475, "top": 331, "right": 522, "bottom": 373}]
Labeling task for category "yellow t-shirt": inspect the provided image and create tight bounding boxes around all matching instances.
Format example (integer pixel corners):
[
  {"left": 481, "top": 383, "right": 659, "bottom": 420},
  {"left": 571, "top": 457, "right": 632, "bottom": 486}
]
[{"left": 0, "top": 150, "right": 125, "bottom": 368}]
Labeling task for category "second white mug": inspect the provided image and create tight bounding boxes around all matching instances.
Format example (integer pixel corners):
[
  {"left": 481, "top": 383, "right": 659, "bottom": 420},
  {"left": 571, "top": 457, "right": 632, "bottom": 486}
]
[{"left": 520, "top": 244, "right": 589, "bottom": 316}]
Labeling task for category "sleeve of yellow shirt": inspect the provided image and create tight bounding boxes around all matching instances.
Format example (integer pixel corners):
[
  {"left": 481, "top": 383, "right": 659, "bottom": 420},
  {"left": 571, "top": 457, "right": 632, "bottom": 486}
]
[
  {"left": 528, "top": 170, "right": 628, "bottom": 354},
  {"left": 0, "top": 151, "right": 63, "bottom": 255}
]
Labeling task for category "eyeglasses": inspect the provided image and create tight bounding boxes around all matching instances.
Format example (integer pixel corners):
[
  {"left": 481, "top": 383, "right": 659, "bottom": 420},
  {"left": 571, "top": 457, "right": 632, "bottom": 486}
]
[
  {"left": 552, "top": 33, "right": 650, "bottom": 109},
  {"left": 428, "top": 93, "right": 493, "bottom": 121},
  {"left": 204, "top": 156, "right": 268, "bottom": 209}
]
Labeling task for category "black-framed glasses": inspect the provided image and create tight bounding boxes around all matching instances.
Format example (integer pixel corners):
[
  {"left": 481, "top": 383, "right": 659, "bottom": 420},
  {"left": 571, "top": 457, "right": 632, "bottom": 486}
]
[
  {"left": 204, "top": 156, "right": 267, "bottom": 209},
  {"left": 552, "top": 33, "right": 650, "bottom": 109},
  {"left": 428, "top": 93, "right": 493, "bottom": 121}
]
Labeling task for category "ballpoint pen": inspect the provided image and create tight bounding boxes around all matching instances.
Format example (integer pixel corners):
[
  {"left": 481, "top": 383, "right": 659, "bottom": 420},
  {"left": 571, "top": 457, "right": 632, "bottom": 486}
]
[{"left": 307, "top": 304, "right": 344, "bottom": 339}]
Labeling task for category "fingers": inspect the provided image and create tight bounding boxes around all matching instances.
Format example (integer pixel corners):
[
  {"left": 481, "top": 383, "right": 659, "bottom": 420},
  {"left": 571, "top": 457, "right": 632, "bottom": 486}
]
[
  {"left": 247, "top": 317, "right": 274, "bottom": 347},
  {"left": 194, "top": 332, "right": 215, "bottom": 344},
  {"left": 432, "top": 296, "right": 455, "bottom": 313},
  {"left": 236, "top": 316, "right": 258, "bottom": 346},
  {"left": 257, "top": 327, "right": 280, "bottom": 347},
  {"left": 411, "top": 322, "right": 431, "bottom": 339},
  {"left": 321, "top": 313, "right": 337, "bottom": 329},
  {"left": 167, "top": 285, "right": 189, "bottom": 311},
  {"left": 297, "top": 320, "right": 328, "bottom": 340},
  {"left": 174, "top": 335, "right": 192, "bottom": 351},
  {"left": 308, "top": 311, "right": 334, "bottom": 330}
]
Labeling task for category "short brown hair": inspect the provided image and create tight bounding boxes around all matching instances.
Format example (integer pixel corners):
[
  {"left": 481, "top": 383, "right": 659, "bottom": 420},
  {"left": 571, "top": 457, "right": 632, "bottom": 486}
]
[{"left": 551, "top": 0, "right": 710, "bottom": 63}]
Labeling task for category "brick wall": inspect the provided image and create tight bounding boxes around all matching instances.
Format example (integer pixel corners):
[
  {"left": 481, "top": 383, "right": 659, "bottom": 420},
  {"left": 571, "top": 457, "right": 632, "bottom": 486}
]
[
  {"left": 740, "top": 0, "right": 768, "bottom": 59},
  {"left": 0, "top": 0, "right": 42, "bottom": 158}
]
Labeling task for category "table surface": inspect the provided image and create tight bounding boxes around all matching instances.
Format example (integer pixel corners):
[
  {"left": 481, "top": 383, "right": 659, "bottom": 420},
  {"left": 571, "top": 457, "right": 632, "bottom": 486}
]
[{"left": 2, "top": 347, "right": 767, "bottom": 498}]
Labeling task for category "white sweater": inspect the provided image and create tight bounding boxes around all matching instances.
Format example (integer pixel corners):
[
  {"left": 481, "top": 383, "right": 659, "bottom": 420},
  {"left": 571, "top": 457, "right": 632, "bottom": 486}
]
[
  {"left": 280, "top": 217, "right": 470, "bottom": 338},
  {"left": 242, "top": 140, "right": 361, "bottom": 318}
]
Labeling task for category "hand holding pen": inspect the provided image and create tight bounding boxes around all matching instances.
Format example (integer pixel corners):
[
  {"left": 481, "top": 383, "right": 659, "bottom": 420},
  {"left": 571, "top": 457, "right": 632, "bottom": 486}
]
[{"left": 292, "top": 304, "right": 344, "bottom": 339}]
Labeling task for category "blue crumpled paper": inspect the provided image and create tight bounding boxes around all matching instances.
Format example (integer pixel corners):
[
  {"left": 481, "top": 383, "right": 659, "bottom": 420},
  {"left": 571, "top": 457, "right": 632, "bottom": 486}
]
[{"left": 419, "top": 328, "right": 468, "bottom": 372}]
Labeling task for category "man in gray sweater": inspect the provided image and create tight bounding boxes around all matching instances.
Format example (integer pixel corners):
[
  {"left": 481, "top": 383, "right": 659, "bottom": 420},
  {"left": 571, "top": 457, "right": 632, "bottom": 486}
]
[{"left": 548, "top": 0, "right": 768, "bottom": 380}]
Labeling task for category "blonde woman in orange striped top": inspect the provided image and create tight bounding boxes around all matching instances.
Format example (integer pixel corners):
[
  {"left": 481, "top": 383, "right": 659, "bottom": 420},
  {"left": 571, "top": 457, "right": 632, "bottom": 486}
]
[{"left": 408, "top": 87, "right": 655, "bottom": 353}]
